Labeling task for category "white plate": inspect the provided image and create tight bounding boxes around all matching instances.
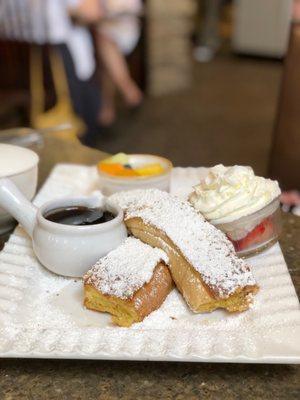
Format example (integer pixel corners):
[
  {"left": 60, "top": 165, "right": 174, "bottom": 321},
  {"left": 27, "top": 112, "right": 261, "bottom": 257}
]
[{"left": 0, "top": 164, "right": 300, "bottom": 363}]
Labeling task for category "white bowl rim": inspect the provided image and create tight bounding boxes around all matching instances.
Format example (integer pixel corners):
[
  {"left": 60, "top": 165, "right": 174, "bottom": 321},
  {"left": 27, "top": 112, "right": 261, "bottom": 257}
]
[{"left": 0, "top": 144, "right": 39, "bottom": 178}]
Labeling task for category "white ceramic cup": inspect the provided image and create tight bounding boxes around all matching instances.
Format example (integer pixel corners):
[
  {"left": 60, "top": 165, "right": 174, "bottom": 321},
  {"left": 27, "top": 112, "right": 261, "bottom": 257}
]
[
  {"left": 0, "top": 144, "right": 39, "bottom": 234},
  {"left": 0, "top": 179, "right": 128, "bottom": 277}
]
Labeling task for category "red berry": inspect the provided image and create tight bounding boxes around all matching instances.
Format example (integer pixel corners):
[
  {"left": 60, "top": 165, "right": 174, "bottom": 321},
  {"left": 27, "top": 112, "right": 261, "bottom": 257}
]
[{"left": 230, "top": 217, "right": 274, "bottom": 252}]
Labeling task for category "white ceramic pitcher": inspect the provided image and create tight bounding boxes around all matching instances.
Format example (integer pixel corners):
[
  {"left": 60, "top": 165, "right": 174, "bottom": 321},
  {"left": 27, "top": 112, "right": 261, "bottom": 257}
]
[{"left": 0, "top": 178, "right": 127, "bottom": 277}]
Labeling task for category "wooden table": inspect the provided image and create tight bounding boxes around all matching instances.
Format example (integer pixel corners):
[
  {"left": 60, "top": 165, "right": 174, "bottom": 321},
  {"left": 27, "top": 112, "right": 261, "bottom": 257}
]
[{"left": 0, "top": 136, "right": 299, "bottom": 400}]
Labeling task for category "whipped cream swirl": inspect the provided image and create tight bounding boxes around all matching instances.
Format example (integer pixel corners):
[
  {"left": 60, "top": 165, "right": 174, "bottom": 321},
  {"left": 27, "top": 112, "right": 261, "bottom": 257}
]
[{"left": 189, "top": 165, "right": 281, "bottom": 224}]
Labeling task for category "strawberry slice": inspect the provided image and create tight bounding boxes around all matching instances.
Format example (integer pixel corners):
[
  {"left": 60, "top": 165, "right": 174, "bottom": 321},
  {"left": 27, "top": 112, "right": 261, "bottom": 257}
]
[{"left": 230, "top": 217, "right": 274, "bottom": 252}]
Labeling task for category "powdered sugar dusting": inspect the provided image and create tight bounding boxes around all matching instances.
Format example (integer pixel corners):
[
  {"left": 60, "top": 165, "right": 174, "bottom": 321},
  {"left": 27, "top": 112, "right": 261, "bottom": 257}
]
[
  {"left": 84, "top": 237, "right": 168, "bottom": 299},
  {"left": 110, "top": 189, "right": 256, "bottom": 298},
  {"left": 0, "top": 165, "right": 299, "bottom": 362}
]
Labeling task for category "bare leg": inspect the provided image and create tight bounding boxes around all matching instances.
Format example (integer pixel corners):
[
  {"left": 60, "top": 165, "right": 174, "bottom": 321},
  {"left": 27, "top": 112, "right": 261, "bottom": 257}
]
[
  {"left": 69, "top": 0, "right": 104, "bottom": 24},
  {"left": 96, "top": 34, "right": 143, "bottom": 107},
  {"left": 99, "top": 69, "right": 116, "bottom": 126}
]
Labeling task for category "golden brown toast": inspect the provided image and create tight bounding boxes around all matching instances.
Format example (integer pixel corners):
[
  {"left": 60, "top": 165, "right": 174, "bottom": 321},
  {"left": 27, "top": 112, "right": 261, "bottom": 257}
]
[
  {"left": 126, "top": 217, "right": 258, "bottom": 313},
  {"left": 110, "top": 189, "right": 259, "bottom": 313},
  {"left": 83, "top": 237, "right": 173, "bottom": 327},
  {"left": 84, "top": 262, "right": 173, "bottom": 327}
]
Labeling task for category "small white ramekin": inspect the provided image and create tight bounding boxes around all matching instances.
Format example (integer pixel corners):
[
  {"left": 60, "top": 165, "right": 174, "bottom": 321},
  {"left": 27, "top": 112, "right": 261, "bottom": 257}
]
[{"left": 97, "top": 154, "right": 173, "bottom": 196}]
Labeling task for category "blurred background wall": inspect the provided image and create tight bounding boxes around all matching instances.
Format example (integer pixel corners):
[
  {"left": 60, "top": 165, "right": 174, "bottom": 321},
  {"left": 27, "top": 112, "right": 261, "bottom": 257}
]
[{"left": 0, "top": 0, "right": 298, "bottom": 189}]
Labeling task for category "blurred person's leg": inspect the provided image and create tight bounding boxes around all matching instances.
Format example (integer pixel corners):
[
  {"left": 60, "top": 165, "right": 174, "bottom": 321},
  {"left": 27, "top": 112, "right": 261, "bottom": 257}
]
[
  {"left": 194, "top": 0, "right": 222, "bottom": 62},
  {"left": 99, "top": 69, "right": 116, "bottom": 126},
  {"left": 55, "top": 44, "right": 100, "bottom": 144},
  {"left": 68, "top": 0, "right": 103, "bottom": 24},
  {"left": 96, "top": 34, "right": 143, "bottom": 108}
]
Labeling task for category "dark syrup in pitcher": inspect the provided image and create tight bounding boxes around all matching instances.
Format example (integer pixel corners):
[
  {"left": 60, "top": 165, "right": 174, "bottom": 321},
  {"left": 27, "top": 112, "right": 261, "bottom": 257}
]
[{"left": 44, "top": 206, "right": 115, "bottom": 226}]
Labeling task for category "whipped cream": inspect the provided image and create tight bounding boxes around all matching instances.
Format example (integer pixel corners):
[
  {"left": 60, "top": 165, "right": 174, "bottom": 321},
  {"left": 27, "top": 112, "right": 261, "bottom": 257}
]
[{"left": 189, "top": 165, "right": 281, "bottom": 224}]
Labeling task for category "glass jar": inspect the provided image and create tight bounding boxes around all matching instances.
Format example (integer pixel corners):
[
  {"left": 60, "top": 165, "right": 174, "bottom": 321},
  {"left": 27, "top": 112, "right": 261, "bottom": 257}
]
[{"left": 214, "top": 197, "right": 282, "bottom": 257}]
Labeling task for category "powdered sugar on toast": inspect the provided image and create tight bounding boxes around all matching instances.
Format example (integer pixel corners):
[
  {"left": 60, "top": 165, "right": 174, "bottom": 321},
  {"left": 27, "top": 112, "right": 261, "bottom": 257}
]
[
  {"left": 84, "top": 237, "right": 168, "bottom": 299},
  {"left": 109, "top": 189, "right": 257, "bottom": 298}
]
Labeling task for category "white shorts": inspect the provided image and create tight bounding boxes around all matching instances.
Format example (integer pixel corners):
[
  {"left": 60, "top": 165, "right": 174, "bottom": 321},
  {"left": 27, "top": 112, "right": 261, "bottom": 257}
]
[{"left": 99, "top": 16, "right": 141, "bottom": 55}]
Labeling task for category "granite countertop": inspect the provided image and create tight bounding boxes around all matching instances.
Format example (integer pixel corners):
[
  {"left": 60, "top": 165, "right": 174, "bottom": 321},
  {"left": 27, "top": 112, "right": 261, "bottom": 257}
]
[{"left": 0, "top": 136, "right": 299, "bottom": 399}]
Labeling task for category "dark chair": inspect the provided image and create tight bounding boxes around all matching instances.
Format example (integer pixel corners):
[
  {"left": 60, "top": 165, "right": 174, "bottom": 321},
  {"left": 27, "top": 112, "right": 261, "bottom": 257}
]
[
  {"left": 269, "top": 21, "right": 300, "bottom": 190},
  {"left": 0, "top": 41, "right": 30, "bottom": 127}
]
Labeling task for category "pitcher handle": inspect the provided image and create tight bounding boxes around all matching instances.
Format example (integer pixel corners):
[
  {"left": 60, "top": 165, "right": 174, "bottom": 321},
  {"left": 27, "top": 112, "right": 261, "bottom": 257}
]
[{"left": 0, "top": 178, "right": 37, "bottom": 237}]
